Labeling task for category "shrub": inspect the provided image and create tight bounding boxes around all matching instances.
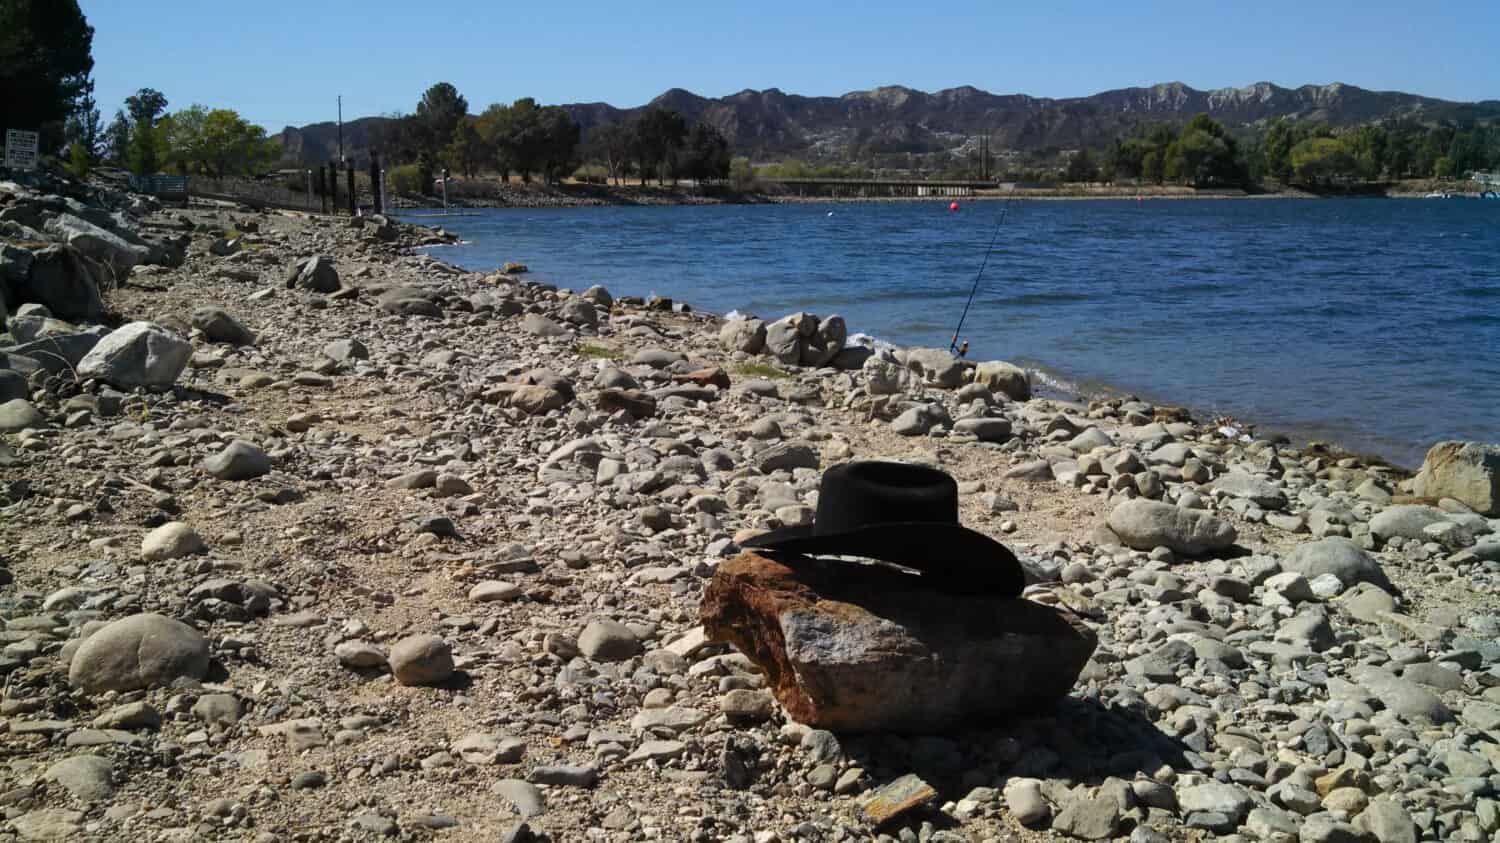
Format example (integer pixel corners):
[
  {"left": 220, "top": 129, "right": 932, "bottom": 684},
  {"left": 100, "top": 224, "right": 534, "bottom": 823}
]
[
  {"left": 389, "top": 163, "right": 424, "bottom": 195},
  {"left": 573, "top": 164, "right": 608, "bottom": 184},
  {"left": 65, "top": 142, "right": 93, "bottom": 179}
]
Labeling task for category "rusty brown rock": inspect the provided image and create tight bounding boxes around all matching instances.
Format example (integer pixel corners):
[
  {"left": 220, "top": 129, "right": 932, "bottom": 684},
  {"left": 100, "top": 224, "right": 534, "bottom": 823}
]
[
  {"left": 673, "top": 367, "right": 732, "bottom": 390},
  {"left": 701, "top": 552, "right": 1097, "bottom": 733}
]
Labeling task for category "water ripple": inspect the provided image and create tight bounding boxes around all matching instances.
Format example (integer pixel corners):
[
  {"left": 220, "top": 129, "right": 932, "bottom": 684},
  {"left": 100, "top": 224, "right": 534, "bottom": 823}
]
[{"left": 403, "top": 198, "right": 1500, "bottom": 467}]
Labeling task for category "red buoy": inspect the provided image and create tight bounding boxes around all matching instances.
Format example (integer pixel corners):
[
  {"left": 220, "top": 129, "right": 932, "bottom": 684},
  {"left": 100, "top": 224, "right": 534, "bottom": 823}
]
[{"left": 949, "top": 201, "right": 960, "bottom": 211}]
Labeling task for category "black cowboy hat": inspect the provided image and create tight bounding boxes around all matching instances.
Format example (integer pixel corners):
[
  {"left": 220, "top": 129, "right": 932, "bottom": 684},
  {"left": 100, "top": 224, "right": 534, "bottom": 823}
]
[{"left": 741, "top": 460, "right": 1024, "bottom": 596}]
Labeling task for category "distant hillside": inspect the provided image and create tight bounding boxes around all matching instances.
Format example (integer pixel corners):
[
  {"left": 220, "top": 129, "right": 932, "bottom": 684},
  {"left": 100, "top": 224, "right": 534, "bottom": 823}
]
[{"left": 276, "top": 81, "right": 1500, "bottom": 165}]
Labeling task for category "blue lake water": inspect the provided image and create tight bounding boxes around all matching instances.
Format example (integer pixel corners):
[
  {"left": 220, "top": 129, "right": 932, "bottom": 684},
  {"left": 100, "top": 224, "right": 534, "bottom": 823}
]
[{"left": 402, "top": 198, "right": 1500, "bottom": 468}]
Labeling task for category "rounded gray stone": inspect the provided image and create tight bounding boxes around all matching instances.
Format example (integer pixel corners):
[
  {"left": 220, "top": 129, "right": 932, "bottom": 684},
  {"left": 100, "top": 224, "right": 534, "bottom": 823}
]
[
  {"left": 68, "top": 613, "right": 210, "bottom": 693},
  {"left": 578, "top": 619, "right": 641, "bottom": 662},
  {"left": 202, "top": 440, "right": 270, "bottom": 481},
  {"left": 388, "top": 634, "right": 454, "bottom": 686}
]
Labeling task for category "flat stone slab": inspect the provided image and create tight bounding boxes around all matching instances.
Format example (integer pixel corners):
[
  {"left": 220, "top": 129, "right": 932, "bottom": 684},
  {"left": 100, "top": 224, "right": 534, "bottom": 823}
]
[{"left": 861, "top": 773, "right": 937, "bottom": 827}]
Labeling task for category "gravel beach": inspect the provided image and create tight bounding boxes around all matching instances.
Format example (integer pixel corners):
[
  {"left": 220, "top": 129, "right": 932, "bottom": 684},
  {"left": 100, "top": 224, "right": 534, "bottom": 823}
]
[{"left": 2, "top": 176, "right": 1499, "bottom": 843}]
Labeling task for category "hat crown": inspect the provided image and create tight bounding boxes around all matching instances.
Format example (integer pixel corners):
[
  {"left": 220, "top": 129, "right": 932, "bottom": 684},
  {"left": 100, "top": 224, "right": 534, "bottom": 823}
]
[{"left": 813, "top": 462, "right": 959, "bottom": 537}]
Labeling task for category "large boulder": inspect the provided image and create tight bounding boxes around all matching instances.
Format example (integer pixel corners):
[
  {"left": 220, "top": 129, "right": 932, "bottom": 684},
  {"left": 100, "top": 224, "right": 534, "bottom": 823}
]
[
  {"left": 800, "top": 314, "right": 847, "bottom": 367},
  {"left": 1411, "top": 441, "right": 1500, "bottom": 516},
  {"left": 701, "top": 552, "right": 1096, "bottom": 733},
  {"left": 973, "top": 361, "right": 1031, "bottom": 401},
  {"left": 765, "top": 313, "right": 815, "bottom": 366},
  {"left": 1283, "top": 537, "right": 1394, "bottom": 591},
  {"left": 558, "top": 297, "right": 597, "bottom": 327},
  {"left": 11, "top": 245, "right": 105, "bottom": 322},
  {"left": 77, "top": 322, "right": 191, "bottom": 389},
  {"left": 287, "top": 255, "right": 340, "bottom": 293},
  {"left": 44, "top": 213, "right": 149, "bottom": 278},
  {"left": 719, "top": 318, "right": 766, "bottom": 355},
  {"left": 68, "top": 613, "right": 210, "bottom": 693},
  {"left": 902, "top": 348, "right": 970, "bottom": 389},
  {"left": 1368, "top": 504, "right": 1448, "bottom": 543},
  {"left": 1106, "top": 498, "right": 1237, "bottom": 556}
]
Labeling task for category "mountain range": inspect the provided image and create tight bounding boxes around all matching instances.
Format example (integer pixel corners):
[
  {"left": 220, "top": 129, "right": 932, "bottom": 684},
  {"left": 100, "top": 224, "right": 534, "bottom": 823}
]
[{"left": 277, "top": 81, "right": 1500, "bottom": 165}]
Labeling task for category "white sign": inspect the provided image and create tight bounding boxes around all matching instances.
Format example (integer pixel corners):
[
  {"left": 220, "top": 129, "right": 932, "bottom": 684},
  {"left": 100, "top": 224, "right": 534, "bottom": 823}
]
[{"left": 4, "top": 129, "right": 39, "bottom": 170}]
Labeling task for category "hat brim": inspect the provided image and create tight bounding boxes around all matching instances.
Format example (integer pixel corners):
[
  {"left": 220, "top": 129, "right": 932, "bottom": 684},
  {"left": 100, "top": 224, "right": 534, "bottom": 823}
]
[{"left": 741, "top": 521, "right": 1023, "bottom": 597}]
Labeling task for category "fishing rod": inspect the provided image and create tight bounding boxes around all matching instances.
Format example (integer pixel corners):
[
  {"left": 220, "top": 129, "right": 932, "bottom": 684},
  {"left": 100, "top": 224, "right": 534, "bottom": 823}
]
[{"left": 948, "top": 189, "right": 1016, "bottom": 358}]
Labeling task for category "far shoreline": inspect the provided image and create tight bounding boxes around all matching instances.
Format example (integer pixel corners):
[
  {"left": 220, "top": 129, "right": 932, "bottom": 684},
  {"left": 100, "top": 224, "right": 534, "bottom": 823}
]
[{"left": 392, "top": 176, "right": 1488, "bottom": 209}]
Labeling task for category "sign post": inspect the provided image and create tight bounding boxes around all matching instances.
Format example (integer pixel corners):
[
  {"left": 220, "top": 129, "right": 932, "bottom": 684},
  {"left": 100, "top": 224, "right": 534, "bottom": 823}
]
[{"left": 4, "top": 129, "right": 40, "bottom": 171}]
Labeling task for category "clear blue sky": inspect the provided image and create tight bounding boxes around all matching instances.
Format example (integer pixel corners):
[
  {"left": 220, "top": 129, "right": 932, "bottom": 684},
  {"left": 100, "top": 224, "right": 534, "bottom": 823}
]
[{"left": 82, "top": 0, "right": 1498, "bottom": 131}]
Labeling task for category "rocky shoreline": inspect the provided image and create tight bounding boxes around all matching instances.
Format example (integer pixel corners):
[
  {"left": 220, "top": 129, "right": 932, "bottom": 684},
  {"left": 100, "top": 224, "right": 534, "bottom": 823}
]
[{"left": 2, "top": 172, "right": 1500, "bottom": 843}]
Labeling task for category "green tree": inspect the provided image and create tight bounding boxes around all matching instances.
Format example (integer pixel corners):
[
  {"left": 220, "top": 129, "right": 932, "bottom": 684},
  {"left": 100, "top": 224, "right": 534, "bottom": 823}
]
[
  {"left": 445, "top": 121, "right": 486, "bottom": 179},
  {"left": 63, "top": 75, "right": 102, "bottom": 161},
  {"left": 1110, "top": 138, "right": 1147, "bottom": 181},
  {"left": 1064, "top": 148, "right": 1099, "bottom": 183},
  {"left": 679, "top": 121, "right": 731, "bottom": 182},
  {"left": 474, "top": 99, "right": 578, "bottom": 184},
  {"left": 1260, "top": 118, "right": 1298, "bottom": 181},
  {"left": 536, "top": 106, "right": 579, "bottom": 184},
  {"left": 126, "top": 121, "right": 167, "bottom": 175},
  {"left": 501, "top": 97, "right": 544, "bottom": 181},
  {"left": 1415, "top": 130, "right": 1448, "bottom": 177},
  {"left": 1290, "top": 137, "right": 1355, "bottom": 184},
  {"left": 474, "top": 102, "right": 517, "bottom": 181},
  {"left": 1432, "top": 155, "right": 1456, "bottom": 179},
  {"left": 632, "top": 107, "right": 687, "bottom": 185},
  {"left": 0, "top": 0, "right": 95, "bottom": 145},
  {"left": 126, "top": 88, "right": 168, "bottom": 126},
  {"left": 1166, "top": 114, "right": 1241, "bottom": 186},
  {"left": 415, "top": 82, "right": 467, "bottom": 158},
  {"left": 124, "top": 87, "right": 169, "bottom": 175},
  {"left": 103, "top": 110, "right": 130, "bottom": 164},
  {"left": 1140, "top": 124, "right": 1177, "bottom": 184},
  {"left": 728, "top": 156, "right": 755, "bottom": 191},
  {"left": 65, "top": 140, "right": 91, "bottom": 178},
  {"left": 587, "top": 123, "right": 636, "bottom": 185}
]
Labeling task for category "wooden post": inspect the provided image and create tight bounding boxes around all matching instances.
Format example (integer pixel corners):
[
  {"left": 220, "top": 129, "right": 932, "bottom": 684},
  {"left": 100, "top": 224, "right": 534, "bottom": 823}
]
[
  {"left": 347, "top": 165, "right": 356, "bottom": 215},
  {"left": 370, "top": 152, "right": 382, "bottom": 215}
]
